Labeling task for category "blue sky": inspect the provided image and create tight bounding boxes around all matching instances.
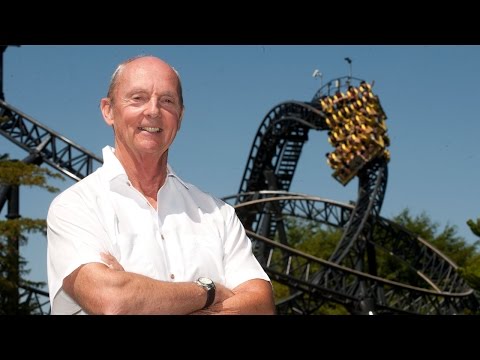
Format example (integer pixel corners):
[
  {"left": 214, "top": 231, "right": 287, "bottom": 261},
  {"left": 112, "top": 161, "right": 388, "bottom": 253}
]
[{"left": 1, "top": 45, "right": 479, "bottom": 288}]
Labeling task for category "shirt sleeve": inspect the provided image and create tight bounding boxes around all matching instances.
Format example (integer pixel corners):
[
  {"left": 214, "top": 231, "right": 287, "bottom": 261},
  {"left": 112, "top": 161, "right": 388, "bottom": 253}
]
[
  {"left": 47, "top": 190, "right": 113, "bottom": 314},
  {"left": 220, "top": 202, "right": 271, "bottom": 289}
]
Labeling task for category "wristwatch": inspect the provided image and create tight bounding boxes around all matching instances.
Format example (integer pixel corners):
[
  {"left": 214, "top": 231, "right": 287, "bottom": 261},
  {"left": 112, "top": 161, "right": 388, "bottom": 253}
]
[{"left": 195, "top": 277, "right": 216, "bottom": 309}]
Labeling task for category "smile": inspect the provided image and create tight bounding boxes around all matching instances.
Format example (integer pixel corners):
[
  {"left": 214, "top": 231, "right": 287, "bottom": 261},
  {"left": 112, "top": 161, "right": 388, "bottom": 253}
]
[{"left": 139, "top": 127, "right": 162, "bottom": 133}]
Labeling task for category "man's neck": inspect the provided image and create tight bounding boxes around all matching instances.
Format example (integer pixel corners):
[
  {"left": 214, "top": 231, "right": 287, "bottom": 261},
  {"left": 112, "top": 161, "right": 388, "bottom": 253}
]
[{"left": 115, "top": 147, "right": 169, "bottom": 205}]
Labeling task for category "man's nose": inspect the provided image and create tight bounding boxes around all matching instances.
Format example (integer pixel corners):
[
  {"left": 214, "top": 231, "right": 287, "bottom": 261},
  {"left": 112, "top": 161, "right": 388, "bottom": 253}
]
[{"left": 144, "top": 98, "right": 161, "bottom": 118}]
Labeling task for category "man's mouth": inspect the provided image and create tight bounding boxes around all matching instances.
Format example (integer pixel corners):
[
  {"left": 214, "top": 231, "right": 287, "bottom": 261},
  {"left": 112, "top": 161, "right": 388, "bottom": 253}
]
[{"left": 139, "top": 127, "right": 162, "bottom": 133}]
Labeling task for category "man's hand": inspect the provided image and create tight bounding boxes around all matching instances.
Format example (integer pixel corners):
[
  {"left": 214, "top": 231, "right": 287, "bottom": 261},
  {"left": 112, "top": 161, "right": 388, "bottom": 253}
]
[
  {"left": 190, "top": 279, "right": 275, "bottom": 315},
  {"left": 100, "top": 252, "right": 125, "bottom": 271}
]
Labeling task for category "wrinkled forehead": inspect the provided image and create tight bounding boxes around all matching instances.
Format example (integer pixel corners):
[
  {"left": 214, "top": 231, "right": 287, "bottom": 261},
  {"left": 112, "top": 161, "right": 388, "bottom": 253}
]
[{"left": 118, "top": 59, "right": 179, "bottom": 91}]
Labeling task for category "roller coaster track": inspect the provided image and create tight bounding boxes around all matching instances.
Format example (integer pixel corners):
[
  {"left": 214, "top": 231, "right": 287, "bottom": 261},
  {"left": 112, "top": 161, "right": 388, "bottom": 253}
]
[
  {"left": 0, "top": 99, "right": 102, "bottom": 181},
  {"left": 227, "top": 76, "right": 478, "bottom": 314},
  {"left": 0, "top": 74, "right": 477, "bottom": 314},
  {"left": 224, "top": 192, "right": 478, "bottom": 314}
]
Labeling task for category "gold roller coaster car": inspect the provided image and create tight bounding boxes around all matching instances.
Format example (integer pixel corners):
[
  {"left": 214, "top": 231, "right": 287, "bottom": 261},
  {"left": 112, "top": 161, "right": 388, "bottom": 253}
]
[{"left": 332, "top": 146, "right": 383, "bottom": 186}]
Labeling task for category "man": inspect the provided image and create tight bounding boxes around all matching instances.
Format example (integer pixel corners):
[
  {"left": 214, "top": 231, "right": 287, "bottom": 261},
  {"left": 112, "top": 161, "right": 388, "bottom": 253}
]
[{"left": 47, "top": 55, "right": 275, "bottom": 315}]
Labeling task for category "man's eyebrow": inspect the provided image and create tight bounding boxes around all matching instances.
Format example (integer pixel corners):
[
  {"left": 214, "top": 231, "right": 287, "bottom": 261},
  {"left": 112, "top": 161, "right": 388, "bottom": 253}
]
[
  {"left": 125, "top": 89, "right": 178, "bottom": 98},
  {"left": 125, "top": 88, "right": 148, "bottom": 96},
  {"left": 159, "top": 91, "right": 179, "bottom": 98}
]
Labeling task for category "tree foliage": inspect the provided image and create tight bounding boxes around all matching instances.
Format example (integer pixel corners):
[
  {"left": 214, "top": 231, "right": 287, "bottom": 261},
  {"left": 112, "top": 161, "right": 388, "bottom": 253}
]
[
  {"left": 467, "top": 218, "right": 480, "bottom": 238},
  {"left": 0, "top": 155, "right": 64, "bottom": 314},
  {"left": 0, "top": 160, "right": 63, "bottom": 193},
  {"left": 0, "top": 219, "right": 47, "bottom": 314}
]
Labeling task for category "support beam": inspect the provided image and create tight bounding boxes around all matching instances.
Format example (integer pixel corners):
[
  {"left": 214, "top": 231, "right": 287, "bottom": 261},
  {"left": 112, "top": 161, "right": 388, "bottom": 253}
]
[
  {"left": 0, "top": 46, "right": 7, "bottom": 101},
  {"left": 5, "top": 184, "right": 20, "bottom": 313},
  {"left": 0, "top": 45, "right": 20, "bottom": 101}
]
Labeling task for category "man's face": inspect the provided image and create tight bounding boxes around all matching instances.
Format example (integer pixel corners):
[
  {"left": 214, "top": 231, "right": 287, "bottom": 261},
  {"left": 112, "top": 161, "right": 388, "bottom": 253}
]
[{"left": 103, "top": 57, "right": 183, "bottom": 159}]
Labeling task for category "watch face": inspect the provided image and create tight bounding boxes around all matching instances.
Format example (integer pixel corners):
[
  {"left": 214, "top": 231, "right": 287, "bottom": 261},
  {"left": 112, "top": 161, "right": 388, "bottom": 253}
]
[{"left": 198, "top": 277, "right": 213, "bottom": 285}]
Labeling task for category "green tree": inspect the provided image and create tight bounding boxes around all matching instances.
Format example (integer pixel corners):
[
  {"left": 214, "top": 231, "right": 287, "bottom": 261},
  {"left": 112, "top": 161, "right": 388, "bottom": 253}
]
[
  {"left": 465, "top": 217, "right": 480, "bottom": 291},
  {"left": 0, "top": 156, "right": 63, "bottom": 314},
  {"left": 467, "top": 218, "right": 480, "bottom": 237}
]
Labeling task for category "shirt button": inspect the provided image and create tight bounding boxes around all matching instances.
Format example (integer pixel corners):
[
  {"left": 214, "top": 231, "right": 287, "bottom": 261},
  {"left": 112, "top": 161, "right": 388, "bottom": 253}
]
[{"left": 170, "top": 274, "right": 175, "bottom": 280}]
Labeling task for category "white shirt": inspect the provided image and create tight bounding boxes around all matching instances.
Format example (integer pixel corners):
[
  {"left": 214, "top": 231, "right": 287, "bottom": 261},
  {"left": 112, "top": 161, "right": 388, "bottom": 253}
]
[{"left": 47, "top": 146, "right": 269, "bottom": 315}]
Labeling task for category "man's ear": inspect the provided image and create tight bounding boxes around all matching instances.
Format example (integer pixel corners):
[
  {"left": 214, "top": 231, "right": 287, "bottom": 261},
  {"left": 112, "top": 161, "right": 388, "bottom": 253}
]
[{"left": 100, "top": 98, "right": 114, "bottom": 126}]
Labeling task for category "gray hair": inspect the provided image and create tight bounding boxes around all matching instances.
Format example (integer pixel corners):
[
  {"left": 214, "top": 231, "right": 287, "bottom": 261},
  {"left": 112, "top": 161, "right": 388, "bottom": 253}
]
[{"left": 106, "top": 55, "right": 183, "bottom": 107}]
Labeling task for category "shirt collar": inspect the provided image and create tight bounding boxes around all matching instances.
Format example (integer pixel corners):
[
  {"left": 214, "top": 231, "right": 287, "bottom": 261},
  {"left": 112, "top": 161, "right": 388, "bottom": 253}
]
[
  {"left": 101, "top": 146, "right": 127, "bottom": 183},
  {"left": 101, "top": 145, "right": 189, "bottom": 189},
  {"left": 166, "top": 163, "right": 189, "bottom": 189}
]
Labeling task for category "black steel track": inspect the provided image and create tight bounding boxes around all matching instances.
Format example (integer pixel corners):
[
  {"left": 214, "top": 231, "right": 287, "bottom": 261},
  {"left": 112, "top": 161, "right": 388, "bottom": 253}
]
[
  {"left": 232, "top": 79, "right": 390, "bottom": 311},
  {"left": 229, "top": 76, "right": 477, "bottom": 314},
  {"left": 224, "top": 192, "right": 478, "bottom": 314},
  {"left": 237, "top": 101, "right": 325, "bottom": 198},
  {"left": 0, "top": 99, "right": 102, "bottom": 182}
]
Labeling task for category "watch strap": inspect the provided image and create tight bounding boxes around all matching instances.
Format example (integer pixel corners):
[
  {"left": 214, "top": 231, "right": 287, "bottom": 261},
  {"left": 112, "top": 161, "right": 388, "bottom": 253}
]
[
  {"left": 204, "top": 284, "right": 215, "bottom": 309},
  {"left": 195, "top": 278, "right": 216, "bottom": 309}
]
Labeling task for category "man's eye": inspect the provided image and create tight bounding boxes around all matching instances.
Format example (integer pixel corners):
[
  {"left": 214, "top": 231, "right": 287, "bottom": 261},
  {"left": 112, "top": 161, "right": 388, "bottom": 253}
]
[{"left": 161, "top": 97, "right": 174, "bottom": 104}]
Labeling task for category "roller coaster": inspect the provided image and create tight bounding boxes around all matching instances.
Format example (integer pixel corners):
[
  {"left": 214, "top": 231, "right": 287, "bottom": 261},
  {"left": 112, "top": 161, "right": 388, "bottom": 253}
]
[{"left": 0, "top": 52, "right": 478, "bottom": 314}]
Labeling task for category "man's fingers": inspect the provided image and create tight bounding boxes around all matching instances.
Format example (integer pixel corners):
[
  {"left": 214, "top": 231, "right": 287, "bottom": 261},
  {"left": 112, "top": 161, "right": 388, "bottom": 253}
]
[
  {"left": 100, "top": 252, "right": 125, "bottom": 271},
  {"left": 100, "top": 252, "right": 114, "bottom": 263}
]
